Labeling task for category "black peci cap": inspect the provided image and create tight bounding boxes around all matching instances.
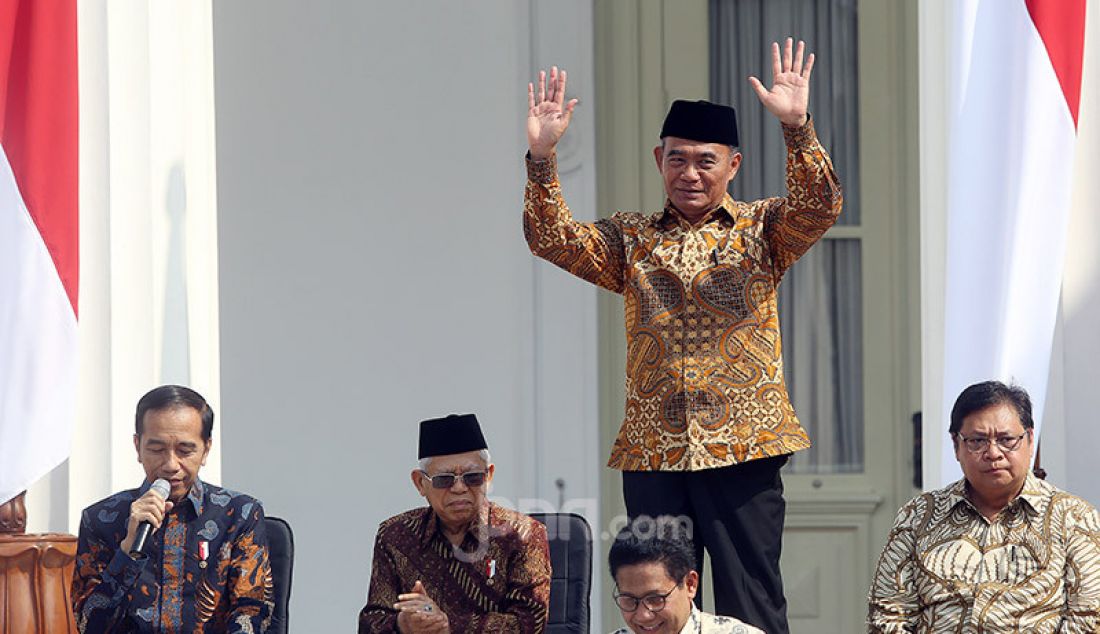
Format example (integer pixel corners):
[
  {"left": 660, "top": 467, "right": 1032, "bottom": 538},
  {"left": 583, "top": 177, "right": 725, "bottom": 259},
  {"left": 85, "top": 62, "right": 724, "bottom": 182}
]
[
  {"left": 660, "top": 99, "right": 739, "bottom": 147},
  {"left": 417, "top": 414, "right": 488, "bottom": 459}
]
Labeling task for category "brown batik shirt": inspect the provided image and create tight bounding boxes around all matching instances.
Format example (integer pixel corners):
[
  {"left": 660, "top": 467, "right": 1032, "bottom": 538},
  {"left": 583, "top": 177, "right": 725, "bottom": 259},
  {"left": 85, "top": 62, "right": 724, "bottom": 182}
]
[
  {"left": 358, "top": 503, "right": 551, "bottom": 633},
  {"left": 523, "top": 118, "right": 843, "bottom": 471},
  {"left": 868, "top": 474, "right": 1100, "bottom": 632}
]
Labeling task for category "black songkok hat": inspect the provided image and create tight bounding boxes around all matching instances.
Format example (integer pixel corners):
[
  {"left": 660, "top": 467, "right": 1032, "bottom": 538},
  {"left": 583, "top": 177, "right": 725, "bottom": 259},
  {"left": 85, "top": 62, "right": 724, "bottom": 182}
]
[
  {"left": 659, "top": 100, "right": 739, "bottom": 147},
  {"left": 418, "top": 414, "right": 488, "bottom": 459}
]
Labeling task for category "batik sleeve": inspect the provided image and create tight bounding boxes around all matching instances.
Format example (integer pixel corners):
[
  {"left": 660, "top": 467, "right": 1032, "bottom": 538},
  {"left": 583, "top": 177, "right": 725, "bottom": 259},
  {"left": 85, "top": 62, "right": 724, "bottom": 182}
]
[
  {"left": 867, "top": 498, "right": 923, "bottom": 633},
  {"left": 1062, "top": 501, "right": 1100, "bottom": 632},
  {"left": 71, "top": 508, "right": 159, "bottom": 632},
  {"left": 359, "top": 532, "right": 401, "bottom": 633},
  {"left": 226, "top": 503, "right": 275, "bottom": 633},
  {"left": 523, "top": 152, "right": 627, "bottom": 294},
  {"left": 763, "top": 116, "right": 844, "bottom": 284}
]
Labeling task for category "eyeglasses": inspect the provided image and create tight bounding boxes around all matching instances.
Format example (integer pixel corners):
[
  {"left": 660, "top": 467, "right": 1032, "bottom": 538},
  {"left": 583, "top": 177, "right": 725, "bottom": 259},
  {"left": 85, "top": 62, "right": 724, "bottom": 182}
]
[
  {"left": 614, "top": 583, "right": 679, "bottom": 613},
  {"left": 956, "top": 432, "right": 1029, "bottom": 454},
  {"left": 419, "top": 470, "right": 487, "bottom": 489}
]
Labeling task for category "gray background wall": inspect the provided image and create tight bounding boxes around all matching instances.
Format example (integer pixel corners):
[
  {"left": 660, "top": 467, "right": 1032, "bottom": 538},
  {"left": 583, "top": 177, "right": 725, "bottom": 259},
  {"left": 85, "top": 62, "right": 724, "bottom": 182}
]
[{"left": 212, "top": 2, "right": 601, "bottom": 630}]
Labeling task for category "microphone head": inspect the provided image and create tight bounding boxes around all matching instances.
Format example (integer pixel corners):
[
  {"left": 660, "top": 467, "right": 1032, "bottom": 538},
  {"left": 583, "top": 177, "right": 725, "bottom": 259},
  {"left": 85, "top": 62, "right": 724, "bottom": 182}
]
[{"left": 150, "top": 478, "right": 171, "bottom": 499}]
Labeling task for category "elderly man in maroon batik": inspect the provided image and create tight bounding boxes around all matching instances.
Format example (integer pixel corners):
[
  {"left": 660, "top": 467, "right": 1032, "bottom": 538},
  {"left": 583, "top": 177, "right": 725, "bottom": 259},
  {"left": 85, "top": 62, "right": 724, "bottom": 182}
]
[{"left": 358, "top": 414, "right": 551, "bottom": 633}]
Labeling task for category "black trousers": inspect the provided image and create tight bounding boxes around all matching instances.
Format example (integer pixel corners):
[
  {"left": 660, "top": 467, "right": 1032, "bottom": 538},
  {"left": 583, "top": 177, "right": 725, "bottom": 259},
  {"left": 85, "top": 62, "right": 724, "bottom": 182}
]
[{"left": 622, "top": 455, "right": 789, "bottom": 634}]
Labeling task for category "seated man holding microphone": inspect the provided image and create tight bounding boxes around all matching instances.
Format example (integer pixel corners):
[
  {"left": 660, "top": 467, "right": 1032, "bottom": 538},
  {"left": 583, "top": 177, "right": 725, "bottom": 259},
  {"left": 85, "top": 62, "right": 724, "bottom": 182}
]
[{"left": 71, "top": 385, "right": 273, "bottom": 632}]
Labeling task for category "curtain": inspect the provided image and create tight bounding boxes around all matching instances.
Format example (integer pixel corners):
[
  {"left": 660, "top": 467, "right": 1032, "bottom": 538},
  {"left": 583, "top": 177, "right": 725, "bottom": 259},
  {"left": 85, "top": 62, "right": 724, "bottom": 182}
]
[{"left": 710, "top": 0, "right": 862, "bottom": 473}]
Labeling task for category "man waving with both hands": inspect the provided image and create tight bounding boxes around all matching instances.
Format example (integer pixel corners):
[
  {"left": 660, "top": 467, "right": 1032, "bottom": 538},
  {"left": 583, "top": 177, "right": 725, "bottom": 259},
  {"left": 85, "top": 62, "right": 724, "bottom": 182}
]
[{"left": 524, "top": 37, "right": 842, "bottom": 634}]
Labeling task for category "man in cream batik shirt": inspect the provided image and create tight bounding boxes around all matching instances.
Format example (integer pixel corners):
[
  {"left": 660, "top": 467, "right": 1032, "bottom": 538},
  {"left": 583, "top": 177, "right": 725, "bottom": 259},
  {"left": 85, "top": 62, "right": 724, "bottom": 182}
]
[{"left": 868, "top": 381, "right": 1100, "bottom": 632}]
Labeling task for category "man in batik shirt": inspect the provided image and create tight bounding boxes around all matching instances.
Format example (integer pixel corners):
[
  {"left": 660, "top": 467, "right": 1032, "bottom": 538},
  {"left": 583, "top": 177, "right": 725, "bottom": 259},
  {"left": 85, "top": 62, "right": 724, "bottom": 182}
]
[
  {"left": 359, "top": 414, "right": 551, "bottom": 633},
  {"left": 608, "top": 518, "right": 763, "bottom": 634},
  {"left": 72, "top": 385, "right": 273, "bottom": 633},
  {"left": 868, "top": 381, "right": 1100, "bottom": 632},
  {"left": 523, "top": 37, "right": 842, "bottom": 634}
]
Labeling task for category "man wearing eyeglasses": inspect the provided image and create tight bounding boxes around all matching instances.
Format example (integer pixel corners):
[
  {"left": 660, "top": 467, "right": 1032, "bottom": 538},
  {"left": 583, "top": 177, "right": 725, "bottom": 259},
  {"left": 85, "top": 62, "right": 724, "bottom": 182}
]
[
  {"left": 868, "top": 381, "right": 1100, "bottom": 632},
  {"left": 359, "top": 414, "right": 551, "bottom": 633},
  {"left": 608, "top": 518, "right": 762, "bottom": 634}
]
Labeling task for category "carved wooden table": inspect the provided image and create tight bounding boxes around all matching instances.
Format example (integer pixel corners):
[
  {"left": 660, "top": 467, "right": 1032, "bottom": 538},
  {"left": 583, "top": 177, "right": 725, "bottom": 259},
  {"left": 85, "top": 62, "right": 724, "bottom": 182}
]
[{"left": 0, "top": 492, "right": 78, "bottom": 633}]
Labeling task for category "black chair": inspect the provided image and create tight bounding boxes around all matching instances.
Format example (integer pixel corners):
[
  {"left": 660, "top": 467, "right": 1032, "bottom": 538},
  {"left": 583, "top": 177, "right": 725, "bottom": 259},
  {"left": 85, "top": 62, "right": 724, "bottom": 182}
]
[
  {"left": 530, "top": 513, "right": 592, "bottom": 634},
  {"left": 265, "top": 516, "right": 295, "bottom": 634}
]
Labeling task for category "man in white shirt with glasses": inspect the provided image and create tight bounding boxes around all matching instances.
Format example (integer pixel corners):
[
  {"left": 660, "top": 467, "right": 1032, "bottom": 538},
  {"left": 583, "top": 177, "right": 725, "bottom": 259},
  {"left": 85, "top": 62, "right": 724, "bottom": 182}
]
[{"left": 609, "top": 518, "right": 763, "bottom": 634}]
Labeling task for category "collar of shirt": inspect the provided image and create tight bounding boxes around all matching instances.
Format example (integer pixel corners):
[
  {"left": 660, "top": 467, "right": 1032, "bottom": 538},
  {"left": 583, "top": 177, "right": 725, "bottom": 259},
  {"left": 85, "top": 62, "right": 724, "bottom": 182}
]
[
  {"left": 658, "top": 194, "right": 738, "bottom": 231},
  {"left": 678, "top": 606, "right": 703, "bottom": 634},
  {"left": 187, "top": 478, "right": 205, "bottom": 515},
  {"left": 610, "top": 608, "right": 703, "bottom": 634},
  {"left": 417, "top": 502, "right": 496, "bottom": 550},
  {"left": 136, "top": 478, "right": 205, "bottom": 518},
  {"left": 946, "top": 472, "right": 1047, "bottom": 521}
]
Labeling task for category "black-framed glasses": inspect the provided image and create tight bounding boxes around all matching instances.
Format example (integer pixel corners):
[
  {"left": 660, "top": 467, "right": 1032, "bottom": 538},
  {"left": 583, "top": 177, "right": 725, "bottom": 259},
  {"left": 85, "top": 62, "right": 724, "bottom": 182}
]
[
  {"left": 419, "top": 470, "right": 487, "bottom": 489},
  {"left": 956, "top": 432, "right": 1029, "bottom": 454},
  {"left": 613, "top": 583, "right": 679, "bottom": 612}
]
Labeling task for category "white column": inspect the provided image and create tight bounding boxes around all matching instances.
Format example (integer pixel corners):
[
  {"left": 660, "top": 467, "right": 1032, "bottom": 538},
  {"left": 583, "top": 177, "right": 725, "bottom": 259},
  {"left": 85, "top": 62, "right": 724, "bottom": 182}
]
[
  {"left": 918, "top": 0, "right": 951, "bottom": 489},
  {"left": 524, "top": 0, "right": 602, "bottom": 624}
]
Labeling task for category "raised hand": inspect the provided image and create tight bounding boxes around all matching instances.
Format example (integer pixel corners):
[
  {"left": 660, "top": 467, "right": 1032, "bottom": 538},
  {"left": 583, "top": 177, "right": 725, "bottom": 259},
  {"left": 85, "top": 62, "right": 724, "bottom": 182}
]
[
  {"left": 527, "top": 66, "right": 579, "bottom": 160},
  {"left": 748, "top": 37, "right": 813, "bottom": 127}
]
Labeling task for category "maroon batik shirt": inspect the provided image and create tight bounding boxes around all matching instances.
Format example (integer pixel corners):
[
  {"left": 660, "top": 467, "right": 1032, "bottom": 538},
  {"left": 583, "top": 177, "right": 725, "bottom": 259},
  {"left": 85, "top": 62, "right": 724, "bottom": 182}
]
[{"left": 359, "top": 503, "right": 551, "bottom": 633}]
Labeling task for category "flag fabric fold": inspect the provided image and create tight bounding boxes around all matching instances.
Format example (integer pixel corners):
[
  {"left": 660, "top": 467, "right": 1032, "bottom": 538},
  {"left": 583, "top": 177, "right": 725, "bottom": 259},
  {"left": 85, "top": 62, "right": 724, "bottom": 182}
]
[
  {"left": 940, "top": 0, "right": 1086, "bottom": 486},
  {"left": 0, "top": 0, "right": 79, "bottom": 505}
]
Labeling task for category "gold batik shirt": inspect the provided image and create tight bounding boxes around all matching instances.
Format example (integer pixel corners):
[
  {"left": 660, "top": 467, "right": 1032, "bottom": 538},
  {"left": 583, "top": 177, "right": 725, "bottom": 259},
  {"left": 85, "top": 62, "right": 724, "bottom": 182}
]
[
  {"left": 868, "top": 474, "right": 1100, "bottom": 633},
  {"left": 523, "top": 119, "right": 842, "bottom": 471}
]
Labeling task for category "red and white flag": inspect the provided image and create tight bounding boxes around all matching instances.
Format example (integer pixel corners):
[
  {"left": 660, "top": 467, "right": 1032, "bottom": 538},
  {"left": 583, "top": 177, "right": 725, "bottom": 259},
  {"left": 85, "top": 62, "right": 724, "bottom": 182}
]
[
  {"left": 0, "top": 0, "right": 79, "bottom": 505},
  {"left": 940, "top": 0, "right": 1086, "bottom": 485}
]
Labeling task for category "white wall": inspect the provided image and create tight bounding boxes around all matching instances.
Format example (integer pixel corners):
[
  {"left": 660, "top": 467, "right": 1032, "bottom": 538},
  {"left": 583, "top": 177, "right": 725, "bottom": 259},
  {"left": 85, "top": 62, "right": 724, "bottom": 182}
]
[{"left": 212, "top": 2, "right": 600, "bottom": 630}]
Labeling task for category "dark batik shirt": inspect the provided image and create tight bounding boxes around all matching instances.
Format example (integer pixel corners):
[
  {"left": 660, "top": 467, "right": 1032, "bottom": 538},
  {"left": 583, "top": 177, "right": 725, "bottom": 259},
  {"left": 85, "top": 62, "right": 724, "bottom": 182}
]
[
  {"left": 72, "top": 479, "right": 274, "bottom": 633},
  {"left": 359, "top": 503, "right": 551, "bottom": 633}
]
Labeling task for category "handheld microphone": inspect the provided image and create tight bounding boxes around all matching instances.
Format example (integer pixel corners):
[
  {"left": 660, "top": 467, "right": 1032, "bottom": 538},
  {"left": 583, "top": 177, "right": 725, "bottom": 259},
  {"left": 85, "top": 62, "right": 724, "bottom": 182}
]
[{"left": 130, "top": 478, "right": 171, "bottom": 557}]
